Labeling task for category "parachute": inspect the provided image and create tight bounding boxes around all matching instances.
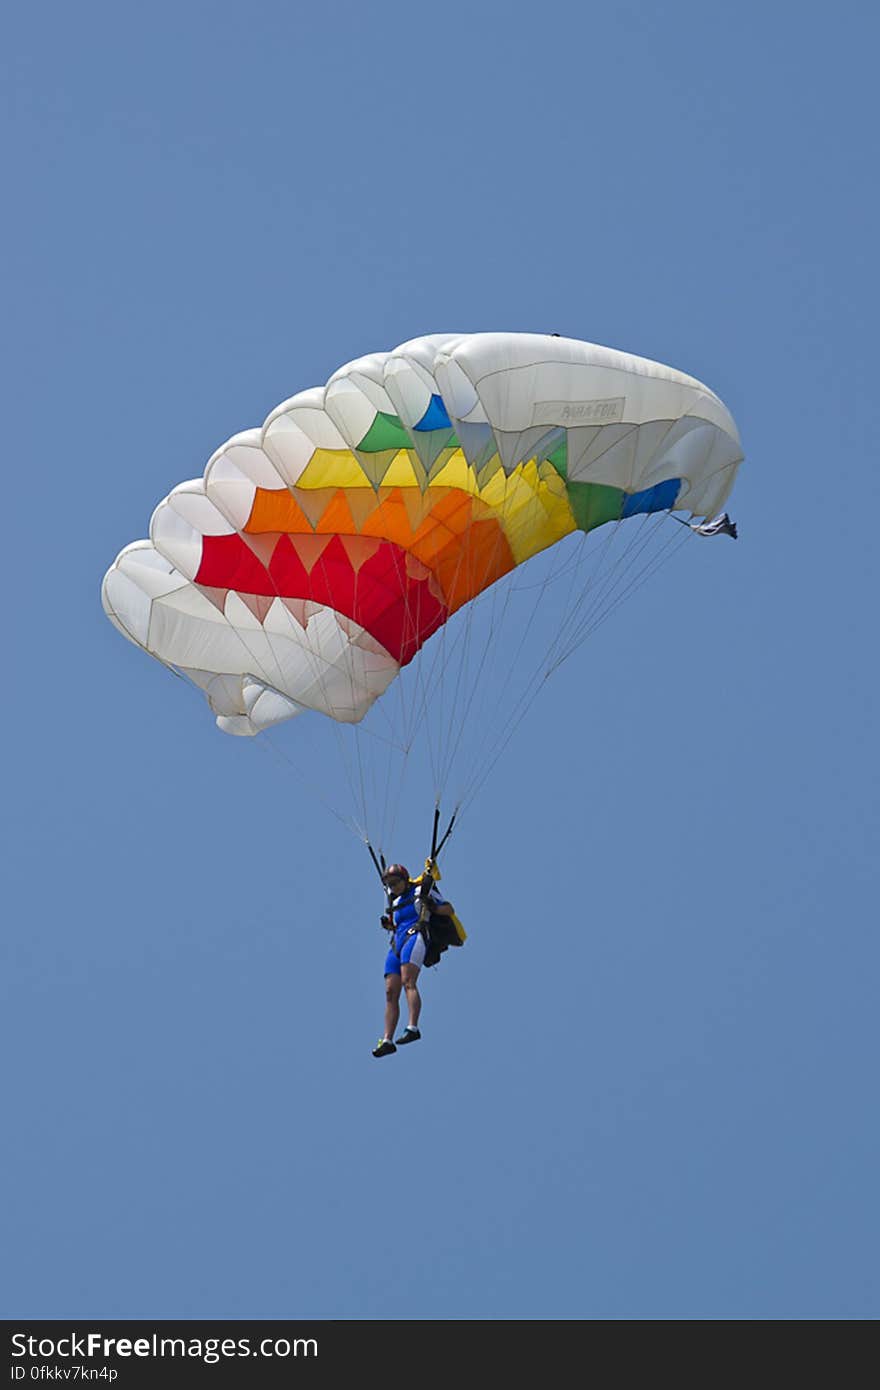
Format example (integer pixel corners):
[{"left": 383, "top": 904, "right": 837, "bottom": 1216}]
[{"left": 102, "top": 331, "right": 742, "bottom": 849}]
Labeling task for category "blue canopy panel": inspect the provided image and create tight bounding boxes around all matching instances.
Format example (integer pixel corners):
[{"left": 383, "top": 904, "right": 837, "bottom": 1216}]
[{"left": 621, "top": 478, "right": 682, "bottom": 518}]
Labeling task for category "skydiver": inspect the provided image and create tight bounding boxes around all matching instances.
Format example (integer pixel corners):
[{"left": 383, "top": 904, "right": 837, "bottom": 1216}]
[{"left": 371, "top": 864, "right": 457, "bottom": 1057}]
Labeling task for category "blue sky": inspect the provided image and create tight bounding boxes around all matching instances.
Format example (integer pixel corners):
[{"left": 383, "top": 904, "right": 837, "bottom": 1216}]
[{"left": 4, "top": 0, "right": 878, "bottom": 1319}]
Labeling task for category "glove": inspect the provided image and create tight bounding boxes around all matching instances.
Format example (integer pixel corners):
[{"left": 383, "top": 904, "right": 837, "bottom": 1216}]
[{"left": 380, "top": 914, "right": 392, "bottom": 929}]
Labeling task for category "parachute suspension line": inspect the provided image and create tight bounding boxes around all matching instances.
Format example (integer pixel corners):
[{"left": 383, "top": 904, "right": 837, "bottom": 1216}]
[
  {"left": 385, "top": 686, "right": 419, "bottom": 850},
  {"left": 434, "top": 468, "right": 548, "bottom": 798},
  {"left": 307, "top": 475, "right": 434, "bottom": 845},
  {"left": 327, "top": 472, "right": 453, "bottom": 847},
  {"left": 496, "top": 535, "right": 585, "bottom": 590},
  {"left": 352, "top": 467, "right": 463, "bottom": 850},
  {"left": 450, "top": 464, "right": 544, "bottom": 784},
  {"left": 398, "top": 461, "right": 495, "bottom": 840},
  {"left": 455, "top": 659, "right": 552, "bottom": 814},
  {"left": 427, "top": 457, "right": 537, "bottom": 806},
  {"left": 283, "top": 480, "right": 422, "bottom": 844},
  {"left": 374, "top": 661, "right": 416, "bottom": 858},
  {"left": 454, "top": 511, "right": 654, "bottom": 812},
  {"left": 449, "top": 456, "right": 531, "bottom": 793},
  {"left": 393, "top": 473, "right": 483, "bottom": 809},
  {"left": 396, "top": 513, "right": 437, "bottom": 763},
  {"left": 191, "top": 503, "right": 370, "bottom": 839},
  {"left": 426, "top": 538, "right": 482, "bottom": 787},
  {"left": 456, "top": 521, "right": 630, "bottom": 809},
  {"left": 533, "top": 505, "right": 633, "bottom": 675},
  {"left": 175, "top": 564, "right": 369, "bottom": 827},
  {"left": 291, "top": 622, "right": 366, "bottom": 840},
  {"left": 442, "top": 456, "right": 517, "bottom": 795},
  {"left": 205, "top": 482, "right": 348, "bottom": 752},
  {"left": 341, "top": 530, "right": 371, "bottom": 838},
  {"left": 249, "top": 462, "right": 684, "bottom": 845},
  {"left": 167, "top": 650, "right": 365, "bottom": 841},
  {"left": 255, "top": 726, "right": 365, "bottom": 839},
  {"left": 551, "top": 512, "right": 661, "bottom": 659},
  {"left": 458, "top": 517, "right": 692, "bottom": 811},
  {"left": 385, "top": 529, "right": 434, "bottom": 830},
  {"left": 425, "top": 468, "right": 501, "bottom": 797},
  {"left": 547, "top": 514, "right": 691, "bottom": 673},
  {"left": 418, "top": 496, "right": 468, "bottom": 802},
  {"left": 357, "top": 601, "right": 424, "bottom": 845},
  {"left": 448, "top": 470, "right": 580, "bottom": 808},
  {"left": 237, "top": 535, "right": 368, "bottom": 830},
  {"left": 517, "top": 507, "right": 654, "bottom": 691},
  {"left": 350, "top": 511, "right": 394, "bottom": 850},
  {"left": 310, "top": 519, "right": 388, "bottom": 843},
  {"left": 452, "top": 492, "right": 583, "bottom": 812},
  {"left": 367, "top": 624, "right": 438, "bottom": 841},
  {"left": 428, "top": 488, "right": 494, "bottom": 799},
  {"left": 362, "top": 441, "right": 638, "bottom": 844},
  {"left": 354, "top": 505, "right": 441, "bottom": 849},
  {"left": 410, "top": 463, "right": 554, "bottom": 815},
  {"left": 433, "top": 564, "right": 496, "bottom": 793},
  {"left": 567, "top": 519, "right": 691, "bottom": 655}
]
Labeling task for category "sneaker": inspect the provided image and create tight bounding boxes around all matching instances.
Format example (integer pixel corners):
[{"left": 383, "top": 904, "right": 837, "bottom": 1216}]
[
  {"left": 372, "top": 1039, "right": 397, "bottom": 1057},
  {"left": 396, "top": 1027, "right": 421, "bottom": 1045}
]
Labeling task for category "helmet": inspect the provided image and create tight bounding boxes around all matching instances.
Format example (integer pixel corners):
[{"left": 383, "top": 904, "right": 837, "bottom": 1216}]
[{"left": 382, "top": 863, "right": 410, "bottom": 884}]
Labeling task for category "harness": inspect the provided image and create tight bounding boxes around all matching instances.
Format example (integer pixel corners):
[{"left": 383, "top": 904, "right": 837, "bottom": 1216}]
[
  {"left": 387, "top": 882, "right": 426, "bottom": 959},
  {"left": 368, "top": 808, "right": 466, "bottom": 967}
]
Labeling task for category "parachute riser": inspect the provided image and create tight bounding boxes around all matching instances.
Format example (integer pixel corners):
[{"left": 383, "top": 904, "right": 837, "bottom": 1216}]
[
  {"left": 367, "top": 842, "right": 395, "bottom": 914},
  {"left": 417, "top": 805, "right": 457, "bottom": 923}
]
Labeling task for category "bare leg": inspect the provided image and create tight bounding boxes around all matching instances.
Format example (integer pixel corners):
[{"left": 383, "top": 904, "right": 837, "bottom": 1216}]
[
  {"left": 383, "top": 973, "right": 402, "bottom": 1040},
  {"left": 401, "top": 963, "right": 421, "bottom": 1029}
]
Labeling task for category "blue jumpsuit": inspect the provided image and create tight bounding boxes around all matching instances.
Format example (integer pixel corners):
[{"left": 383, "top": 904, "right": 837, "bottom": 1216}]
[{"left": 384, "top": 882, "right": 447, "bottom": 976}]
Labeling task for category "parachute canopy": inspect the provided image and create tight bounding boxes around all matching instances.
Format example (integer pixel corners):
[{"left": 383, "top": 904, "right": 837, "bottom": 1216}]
[{"left": 102, "top": 332, "right": 742, "bottom": 737}]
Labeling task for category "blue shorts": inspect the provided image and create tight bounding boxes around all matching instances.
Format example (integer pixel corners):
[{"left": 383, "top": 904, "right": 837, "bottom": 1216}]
[{"left": 384, "top": 931, "right": 427, "bottom": 976}]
